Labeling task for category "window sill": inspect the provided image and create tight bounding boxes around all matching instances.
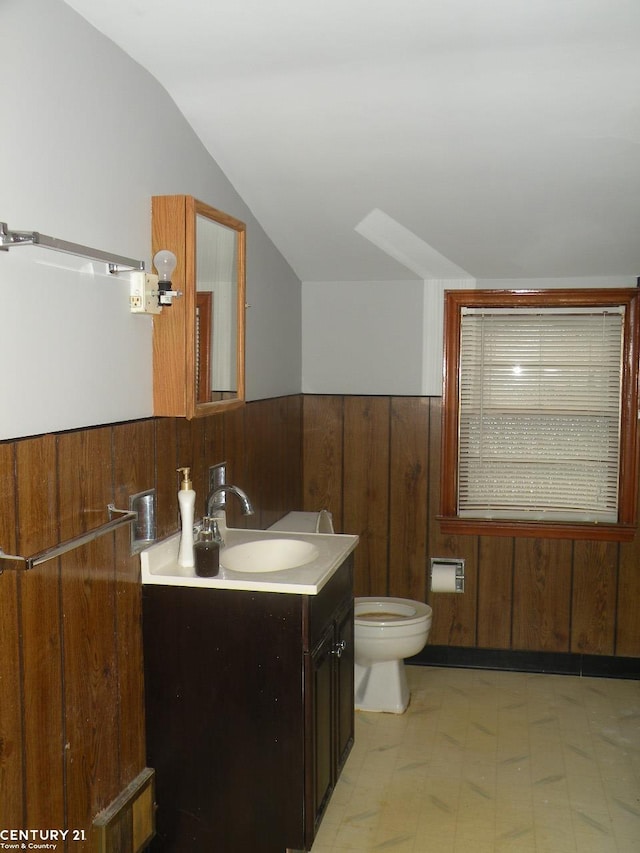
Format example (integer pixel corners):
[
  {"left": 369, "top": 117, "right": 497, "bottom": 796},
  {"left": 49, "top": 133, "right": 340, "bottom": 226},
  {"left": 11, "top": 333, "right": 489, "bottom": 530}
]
[{"left": 438, "top": 516, "right": 637, "bottom": 542}]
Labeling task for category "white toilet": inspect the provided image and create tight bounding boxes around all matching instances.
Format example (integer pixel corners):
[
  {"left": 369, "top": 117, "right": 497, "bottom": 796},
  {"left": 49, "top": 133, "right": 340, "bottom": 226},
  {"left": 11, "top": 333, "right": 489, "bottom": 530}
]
[{"left": 354, "top": 597, "right": 432, "bottom": 714}]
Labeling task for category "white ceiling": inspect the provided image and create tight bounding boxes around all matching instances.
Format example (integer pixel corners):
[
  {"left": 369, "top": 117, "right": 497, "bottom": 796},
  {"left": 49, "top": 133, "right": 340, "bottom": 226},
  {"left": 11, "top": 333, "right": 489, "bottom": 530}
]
[{"left": 63, "top": 0, "right": 640, "bottom": 282}]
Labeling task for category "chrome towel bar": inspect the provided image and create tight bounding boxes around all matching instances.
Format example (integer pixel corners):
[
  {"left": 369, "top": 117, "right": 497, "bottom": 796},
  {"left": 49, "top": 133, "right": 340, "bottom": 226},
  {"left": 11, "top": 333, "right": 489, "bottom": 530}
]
[
  {"left": 0, "top": 505, "right": 137, "bottom": 572},
  {"left": 0, "top": 221, "right": 144, "bottom": 274}
]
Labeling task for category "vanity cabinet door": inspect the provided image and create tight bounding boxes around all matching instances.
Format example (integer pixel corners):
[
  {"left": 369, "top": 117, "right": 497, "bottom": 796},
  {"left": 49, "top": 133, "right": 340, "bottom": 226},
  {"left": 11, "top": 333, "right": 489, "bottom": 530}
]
[
  {"left": 303, "top": 562, "right": 355, "bottom": 849},
  {"left": 307, "top": 623, "right": 336, "bottom": 840},
  {"left": 334, "top": 598, "right": 355, "bottom": 774},
  {"left": 143, "top": 585, "right": 303, "bottom": 853}
]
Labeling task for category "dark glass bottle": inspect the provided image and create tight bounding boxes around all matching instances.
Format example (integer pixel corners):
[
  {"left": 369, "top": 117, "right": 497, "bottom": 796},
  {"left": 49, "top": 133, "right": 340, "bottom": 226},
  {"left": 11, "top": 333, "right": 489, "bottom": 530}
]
[{"left": 194, "top": 517, "right": 220, "bottom": 577}]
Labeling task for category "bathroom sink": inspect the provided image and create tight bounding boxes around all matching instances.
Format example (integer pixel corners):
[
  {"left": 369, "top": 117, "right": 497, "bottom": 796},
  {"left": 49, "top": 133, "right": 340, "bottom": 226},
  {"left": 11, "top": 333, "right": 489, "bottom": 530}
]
[
  {"left": 221, "top": 538, "right": 319, "bottom": 573},
  {"left": 140, "top": 517, "right": 359, "bottom": 593}
]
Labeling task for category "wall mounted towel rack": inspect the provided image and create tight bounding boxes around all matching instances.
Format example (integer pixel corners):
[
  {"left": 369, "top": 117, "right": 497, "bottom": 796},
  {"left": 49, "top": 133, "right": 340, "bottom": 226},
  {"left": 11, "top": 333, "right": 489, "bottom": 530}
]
[
  {"left": 0, "top": 504, "right": 137, "bottom": 572},
  {"left": 0, "top": 221, "right": 145, "bottom": 274}
]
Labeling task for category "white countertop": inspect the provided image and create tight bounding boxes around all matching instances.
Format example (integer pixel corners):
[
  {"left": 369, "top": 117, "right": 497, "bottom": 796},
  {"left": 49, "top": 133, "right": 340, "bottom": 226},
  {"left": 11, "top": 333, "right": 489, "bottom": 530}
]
[{"left": 141, "top": 513, "right": 358, "bottom": 595}]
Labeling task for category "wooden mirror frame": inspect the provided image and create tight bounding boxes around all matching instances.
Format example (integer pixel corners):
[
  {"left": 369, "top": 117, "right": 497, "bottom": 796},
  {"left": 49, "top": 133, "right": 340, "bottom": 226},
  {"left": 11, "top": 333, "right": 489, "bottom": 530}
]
[{"left": 152, "top": 195, "right": 246, "bottom": 418}]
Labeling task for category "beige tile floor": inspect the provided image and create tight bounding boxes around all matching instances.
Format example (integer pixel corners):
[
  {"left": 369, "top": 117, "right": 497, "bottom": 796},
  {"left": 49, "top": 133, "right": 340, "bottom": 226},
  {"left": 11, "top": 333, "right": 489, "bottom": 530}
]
[{"left": 311, "top": 665, "right": 640, "bottom": 852}]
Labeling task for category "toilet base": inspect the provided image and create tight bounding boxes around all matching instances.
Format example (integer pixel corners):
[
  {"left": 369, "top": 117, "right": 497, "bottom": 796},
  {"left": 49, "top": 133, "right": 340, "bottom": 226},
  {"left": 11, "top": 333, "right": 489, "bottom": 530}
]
[{"left": 354, "top": 659, "right": 410, "bottom": 714}]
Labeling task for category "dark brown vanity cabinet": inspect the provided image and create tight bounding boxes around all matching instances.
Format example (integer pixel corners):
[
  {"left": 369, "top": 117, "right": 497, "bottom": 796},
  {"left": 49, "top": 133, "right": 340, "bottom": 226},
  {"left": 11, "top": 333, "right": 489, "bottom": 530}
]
[
  {"left": 306, "top": 588, "right": 354, "bottom": 841},
  {"left": 142, "top": 556, "right": 354, "bottom": 853}
]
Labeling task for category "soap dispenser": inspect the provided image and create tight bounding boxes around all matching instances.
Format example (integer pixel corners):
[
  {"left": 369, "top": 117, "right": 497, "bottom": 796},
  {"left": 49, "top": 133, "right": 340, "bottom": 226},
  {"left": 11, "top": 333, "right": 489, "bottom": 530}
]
[
  {"left": 176, "top": 467, "right": 196, "bottom": 568},
  {"left": 194, "top": 516, "right": 220, "bottom": 577}
]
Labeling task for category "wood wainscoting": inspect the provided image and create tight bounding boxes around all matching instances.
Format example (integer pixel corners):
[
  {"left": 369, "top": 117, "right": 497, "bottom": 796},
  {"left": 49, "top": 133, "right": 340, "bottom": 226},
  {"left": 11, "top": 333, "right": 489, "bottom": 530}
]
[
  {"left": 0, "top": 395, "right": 302, "bottom": 843},
  {"left": 302, "top": 395, "right": 640, "bottom": 660},
  {"left": 1, "top": 390, "right": 636, "bottom": 840}
]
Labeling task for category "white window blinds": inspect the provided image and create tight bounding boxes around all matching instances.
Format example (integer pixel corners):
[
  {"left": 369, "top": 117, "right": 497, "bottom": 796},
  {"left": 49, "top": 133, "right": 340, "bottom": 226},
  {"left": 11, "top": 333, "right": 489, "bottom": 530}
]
[{"left": 458, "top": 307, "right": 625, "bottom": 523}]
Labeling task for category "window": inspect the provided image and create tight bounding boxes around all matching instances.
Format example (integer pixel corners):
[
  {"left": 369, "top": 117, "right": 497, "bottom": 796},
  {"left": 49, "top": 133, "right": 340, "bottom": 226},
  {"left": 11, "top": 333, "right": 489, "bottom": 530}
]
[{"left": 440, "top": 289, "right": 639, "bottom": 541}]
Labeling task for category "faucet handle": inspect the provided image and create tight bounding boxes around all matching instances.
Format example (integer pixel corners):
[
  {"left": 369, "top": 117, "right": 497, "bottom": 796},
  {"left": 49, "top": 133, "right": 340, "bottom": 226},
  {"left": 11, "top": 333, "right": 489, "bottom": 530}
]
[
  {"left": 201, "top": 516, "right": 225, "bottom": 546},
  {"left": 210, "top": 519, "right": 225, "bottom": 547}
]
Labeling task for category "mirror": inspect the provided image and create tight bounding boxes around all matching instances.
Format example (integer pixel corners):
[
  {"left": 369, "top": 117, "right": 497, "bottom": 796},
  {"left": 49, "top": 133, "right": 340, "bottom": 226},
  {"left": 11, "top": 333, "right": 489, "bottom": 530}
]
[
  {"left": 152, "top": 196, "right": 246, "bottom": 418},
  {"left": 195, "top": 214, "right": 239, "bottom": 403}
]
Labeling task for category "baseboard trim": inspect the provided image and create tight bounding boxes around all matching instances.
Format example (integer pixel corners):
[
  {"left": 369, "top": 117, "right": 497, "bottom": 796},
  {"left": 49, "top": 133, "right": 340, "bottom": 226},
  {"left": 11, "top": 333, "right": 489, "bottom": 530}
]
[{"left": 407, "top": 645, "right": 640, "bottom": 680}]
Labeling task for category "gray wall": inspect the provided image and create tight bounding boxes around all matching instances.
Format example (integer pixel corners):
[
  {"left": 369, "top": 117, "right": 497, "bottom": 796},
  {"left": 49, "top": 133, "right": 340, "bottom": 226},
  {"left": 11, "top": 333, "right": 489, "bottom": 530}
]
[
  {"left": 1, "top": 0, "right": 301, "bottom": 439},
  {"left": 301, "top": 275, "right": 636, "bottom": 396},
  {"left": 5, "top": 1, "right": 636, "bottom": 437}
]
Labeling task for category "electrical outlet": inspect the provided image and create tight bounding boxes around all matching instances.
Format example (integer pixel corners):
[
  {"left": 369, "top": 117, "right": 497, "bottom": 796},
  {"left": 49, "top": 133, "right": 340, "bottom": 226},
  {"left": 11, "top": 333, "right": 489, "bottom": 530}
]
[{"left": 130, "top": 271, "right": 161, "bottom": 315}]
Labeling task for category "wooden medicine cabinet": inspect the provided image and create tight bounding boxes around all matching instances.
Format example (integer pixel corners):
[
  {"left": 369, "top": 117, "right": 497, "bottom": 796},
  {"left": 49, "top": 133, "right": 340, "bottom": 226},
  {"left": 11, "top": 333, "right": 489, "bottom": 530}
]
[{"left": 152, "top": 195, "right": 246, "bottom": 418}]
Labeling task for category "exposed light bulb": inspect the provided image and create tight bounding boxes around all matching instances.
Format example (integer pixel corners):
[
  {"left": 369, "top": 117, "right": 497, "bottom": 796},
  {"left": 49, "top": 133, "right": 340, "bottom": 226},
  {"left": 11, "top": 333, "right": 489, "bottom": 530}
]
[
  {"left": 153, "top": 249, "right": 179, "bottom": 306},
  {"left": 153, "top": 249, "right": 177, "bottom": 283}
]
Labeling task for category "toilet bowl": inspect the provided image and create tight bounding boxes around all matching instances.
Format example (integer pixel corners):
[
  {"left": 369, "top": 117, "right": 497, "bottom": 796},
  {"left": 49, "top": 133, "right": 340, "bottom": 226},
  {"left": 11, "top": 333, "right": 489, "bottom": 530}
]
[{"left": 354, "top": 597, "right": 432, "bottom": 714}]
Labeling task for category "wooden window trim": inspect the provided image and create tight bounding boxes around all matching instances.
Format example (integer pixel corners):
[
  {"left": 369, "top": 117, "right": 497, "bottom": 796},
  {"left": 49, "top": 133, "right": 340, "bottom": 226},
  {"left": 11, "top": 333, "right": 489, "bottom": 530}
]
[{"left": 439, "top": 288, "right": 640, "bottom": 542}]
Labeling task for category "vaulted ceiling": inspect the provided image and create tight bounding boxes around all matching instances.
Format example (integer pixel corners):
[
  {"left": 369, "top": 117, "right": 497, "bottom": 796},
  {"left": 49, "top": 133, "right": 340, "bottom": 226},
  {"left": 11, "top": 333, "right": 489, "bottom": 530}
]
[{"left": 64, "top": 0, "right": 640, "bottom": 281}]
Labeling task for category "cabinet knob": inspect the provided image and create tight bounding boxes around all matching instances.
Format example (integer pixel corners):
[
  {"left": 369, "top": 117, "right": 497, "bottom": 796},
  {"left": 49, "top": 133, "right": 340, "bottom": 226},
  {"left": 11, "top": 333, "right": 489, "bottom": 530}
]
[{"left": 332, "top": 640, "right": 347, "bottom": 658}]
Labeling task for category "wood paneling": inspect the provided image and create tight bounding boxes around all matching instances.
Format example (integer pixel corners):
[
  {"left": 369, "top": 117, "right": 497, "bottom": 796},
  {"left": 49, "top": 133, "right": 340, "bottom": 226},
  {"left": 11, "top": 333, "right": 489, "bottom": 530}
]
[
  {"left": 1, "top": 396, "right": 303, "bottom": 835},
  {"left": 1, "top": 391, "right": 637, "bottom": 839},
  {"left": 204, "top": 406, "right": 225, "bottom": 471},
  {"left": 571, "top": 540, "right": 617, "bottom": 654},
  {"left": 512, "top": 538, "right": 573, "bottom": 651},
  {"left": 59, "top": 429, "right": 119, "bottom": 839},
  {"left": 389, "top": 398, "right": 429, "bottom": 601},
  {"left": 283, "top": 395, "right": 303, "bottom": 516},
  {"left": 185, "top": 416, "right": 208, "bottom": 505},
  {"left": 0, "top": 444, "right": 22, "bottom": 825},
  {"left": 16, "top": 434, "right": 58, "bottom": 553},
  {"left": 155, "top": 417, "right": 179, "bottom": 539},
  {"left": 0, "top": 569, "right": 22, "bottom": 826},
  {"left": 246, "top": 395, "right": 302, "bottom": 530},
  {"left": 618, "top": 538, "right": 640, "bottom": 656},
  {"left": 477, "top": 537, "right": 513, "bottom": 649},
  {"left": 301, "top": 394, "right": 640, "bottom": 659},
  {"left": 343, "top": 397, "right": 390, "bottom": 596},
  {"left": 16, "top": 434, "right": 64, "bottom": 828},
  {"left": 303, "top": 396, "right": 344, "bottom": 530},
  {"left": 223, "top": 404, "right": 249, "bottom": 528},
  {"left": 246, "top": 398, "right": 278, "bottom": 529},
  {"left": 113, "top": 420, "right": 154, "bottom": 780},
  {"left": 0, "top": 441, "right": 16, "bottom": 551},
  {"left": 176, "top": 416, "right": 197, "bottom": 501}
]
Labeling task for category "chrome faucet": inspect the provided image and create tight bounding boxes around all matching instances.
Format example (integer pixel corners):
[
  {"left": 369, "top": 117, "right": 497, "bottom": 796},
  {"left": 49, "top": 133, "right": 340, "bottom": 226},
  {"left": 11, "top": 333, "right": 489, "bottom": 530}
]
[{"left": 205, "top": 484, "right": 254, "bottom": 519}]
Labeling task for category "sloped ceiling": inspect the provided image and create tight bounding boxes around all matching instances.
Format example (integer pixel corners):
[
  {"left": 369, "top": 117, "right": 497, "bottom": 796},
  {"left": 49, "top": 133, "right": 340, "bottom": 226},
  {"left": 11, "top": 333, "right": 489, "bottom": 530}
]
[{"left": 64, "top": 0, "right": 640, "bottom": 281}]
